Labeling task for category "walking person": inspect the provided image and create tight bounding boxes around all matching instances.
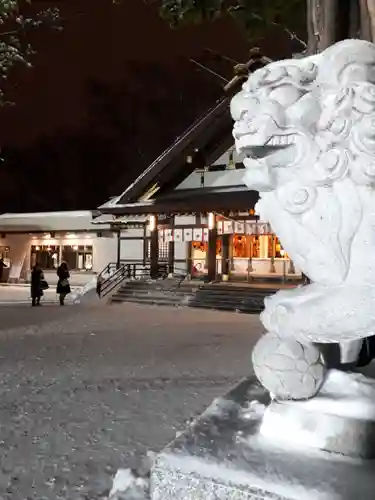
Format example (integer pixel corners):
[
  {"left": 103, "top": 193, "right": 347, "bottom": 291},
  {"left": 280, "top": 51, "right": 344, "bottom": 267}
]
[
  {"left": 0, "top": 257, "right": 7, "bottom": 283},
  {"left": 57, "top": 261, "right": 71, "bottom": 305},
  {"left": 31, "top": 262, "right": 44, "bottom": 306}
]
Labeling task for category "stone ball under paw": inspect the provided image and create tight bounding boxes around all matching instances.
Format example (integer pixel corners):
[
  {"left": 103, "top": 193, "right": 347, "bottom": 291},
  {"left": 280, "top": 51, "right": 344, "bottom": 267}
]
[{"left": 252, "top": 333, "right": 327, "bottom": 400}]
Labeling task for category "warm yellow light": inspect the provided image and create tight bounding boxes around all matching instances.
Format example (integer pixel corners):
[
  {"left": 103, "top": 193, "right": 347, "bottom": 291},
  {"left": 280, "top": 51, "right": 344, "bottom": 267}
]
[
  {"left": 208, "top": 212, "right": 215, "bottom": 230},
  {"left": 149, "top": 215, "right": 157, "bottom": 232}
]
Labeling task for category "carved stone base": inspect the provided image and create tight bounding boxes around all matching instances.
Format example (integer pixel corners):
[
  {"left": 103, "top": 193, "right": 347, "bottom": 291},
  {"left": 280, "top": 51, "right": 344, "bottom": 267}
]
[{"left": 151, "top": 377, "right": 375, "bottom": 500}]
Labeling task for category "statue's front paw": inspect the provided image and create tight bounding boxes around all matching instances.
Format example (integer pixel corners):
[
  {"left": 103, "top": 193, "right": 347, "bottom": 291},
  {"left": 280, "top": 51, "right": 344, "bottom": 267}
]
[
  {"left": 261, "top": 301, "right": 291, "bottom": 336},
  {"left": 252, "top": 332, "right": 327, "bottom": 400}
]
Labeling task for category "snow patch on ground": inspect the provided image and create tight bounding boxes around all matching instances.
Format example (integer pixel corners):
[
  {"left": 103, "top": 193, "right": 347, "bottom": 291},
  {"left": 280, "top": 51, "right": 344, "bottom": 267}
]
[
  {"left": 71, "top": 276, "right": 99, "bottom": 304},
  {"left": 239, "top": 399, "right": 267, "bottom": 421},
  {"left": 202, "top": 395, "right": 266, "bottom": 422},
  {"left": 108, "top": 452, "right": 155, "bottom": 500},
  {"left": 202, "top": 397, "right": 238, "bottom": 418},
  {"left": 108, "top": 469, "right": 149, "bottom": 500}
]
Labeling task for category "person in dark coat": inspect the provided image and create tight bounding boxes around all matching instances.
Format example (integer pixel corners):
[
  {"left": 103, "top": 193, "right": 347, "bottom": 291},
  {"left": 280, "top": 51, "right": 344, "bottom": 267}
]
[
  {"left": 57, "top": 261, "right": 71, "bottom": 305},
  {"left": 31, "top": 263, "right": 44, "bottom": 306},
  {"left": 0, "top": 258, "right": 7, "bottom": 283}
]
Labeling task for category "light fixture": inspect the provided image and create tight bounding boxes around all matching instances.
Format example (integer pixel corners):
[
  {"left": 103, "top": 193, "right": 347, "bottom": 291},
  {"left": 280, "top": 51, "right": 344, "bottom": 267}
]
[
  {"left": 73, "top": 245, "right": 78, "bottom": 251},
  {"left": 149, "top": 215, "right": 157, "bottom": 232},
  {"left": 208, "top": 212, "right": 215, "bottom": 230},
  {"left": 35, "top": 246, "right": 40, "bottom": 251},
  {"left": 186, "top": 155, "right": 193, "bottom": 164}
]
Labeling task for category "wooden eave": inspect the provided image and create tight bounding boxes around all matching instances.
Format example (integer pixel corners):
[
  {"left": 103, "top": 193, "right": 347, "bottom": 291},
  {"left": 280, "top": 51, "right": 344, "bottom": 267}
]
[{"left": 99, "top": 187, "right": 259, "bottom": 216}]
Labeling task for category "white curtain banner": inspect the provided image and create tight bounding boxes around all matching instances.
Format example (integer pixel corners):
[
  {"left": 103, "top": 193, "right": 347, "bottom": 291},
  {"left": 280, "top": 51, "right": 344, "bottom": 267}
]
[
  {"left": 234, "top": 221, "right": 245, "bottom": 234},
  {"left": 174, "top": 229, "right": 183, "bottom": 242},
  {"left": 165, "top": 229, "right": 173, "bottom": 242},
  {"left": 223, "top": 220, "right": 234, "bottom": 234},
  {"left": 193, "top": 228, "right": 203, "bottom": 241},
  {"left": 183, "top": 228, "right": 193, "bottom": 241}
]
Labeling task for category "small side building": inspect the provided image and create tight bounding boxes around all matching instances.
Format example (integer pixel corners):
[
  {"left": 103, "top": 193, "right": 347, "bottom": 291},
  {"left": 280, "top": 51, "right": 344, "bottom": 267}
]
[{"left": 0, "top": 211, "right": 145, "bottom": 285}]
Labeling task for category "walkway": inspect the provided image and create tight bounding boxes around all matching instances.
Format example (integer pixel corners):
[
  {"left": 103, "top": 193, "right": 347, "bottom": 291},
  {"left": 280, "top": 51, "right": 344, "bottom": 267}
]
[
  {"left": 0, "top": 302, "right": 263, "bottom": 499},
  {"left": 0, "top": 284, "right": 74, "bottom": 306}
]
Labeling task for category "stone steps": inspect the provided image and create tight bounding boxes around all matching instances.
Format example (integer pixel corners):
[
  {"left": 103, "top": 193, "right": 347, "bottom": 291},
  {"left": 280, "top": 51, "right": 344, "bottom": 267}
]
[
  {"left": 111, "top": 279, "right": 197, "bottom": 307},
  {"left": 189, "top": 285, "right": 275, "bottom": 314},
  {"left": 111, "top": 279, "right": 280, "bottom": 314}
]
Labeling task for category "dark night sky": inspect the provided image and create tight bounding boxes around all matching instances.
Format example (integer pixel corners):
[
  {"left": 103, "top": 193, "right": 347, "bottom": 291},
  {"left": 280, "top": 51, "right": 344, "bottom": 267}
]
[{"left": 0, "top": 1, "right": 294, "bottom": 212}]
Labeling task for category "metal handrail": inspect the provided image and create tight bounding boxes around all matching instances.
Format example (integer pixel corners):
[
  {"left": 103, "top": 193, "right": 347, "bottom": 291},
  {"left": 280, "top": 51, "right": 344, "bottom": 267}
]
[
  {"left": 98, "top": 262, "right": 150, "bottom": 299},
  {"left": 97, "top": 261, "right": 192, "bottom": 298},
  {"left": 99, "top": 264, "right": 128, "bottom": 298},
  {"left": 171, "top": 266, "right": 189, "bottom": 287}
]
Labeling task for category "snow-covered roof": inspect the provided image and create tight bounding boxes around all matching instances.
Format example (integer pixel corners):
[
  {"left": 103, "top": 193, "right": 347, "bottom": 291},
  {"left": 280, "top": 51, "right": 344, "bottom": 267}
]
[
  {"left": 212, "top": 146, "right": 245, "bottom": 166},
  {"left": 91, "top": 214, "right": 147, "bottom": 225},
  {"left": 0, "top": 210, "right": 107, "bottom": 233},
  {"left": 175, "top": 168, "right": 246, "bottom": 191}
]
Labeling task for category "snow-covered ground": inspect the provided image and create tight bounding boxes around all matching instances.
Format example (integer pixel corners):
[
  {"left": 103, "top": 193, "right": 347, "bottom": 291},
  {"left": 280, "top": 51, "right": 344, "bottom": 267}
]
[
  {"left": 0, "top": 302, "right": 263, "bottom": 499},
  {"left": 0, "top": 282, "right": 98, "bottom": 305}
]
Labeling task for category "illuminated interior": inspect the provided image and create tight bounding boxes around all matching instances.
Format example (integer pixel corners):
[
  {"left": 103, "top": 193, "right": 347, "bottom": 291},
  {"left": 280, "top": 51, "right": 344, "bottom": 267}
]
[{"left": 31, "top": 244, "right": 93, "bottom": 271}]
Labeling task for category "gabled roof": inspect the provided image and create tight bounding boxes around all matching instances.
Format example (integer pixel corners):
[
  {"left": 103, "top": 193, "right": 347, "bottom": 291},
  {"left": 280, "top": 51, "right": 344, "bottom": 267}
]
[
  {"left": 99, "top": 54, "right": 269, "bottom": 215},
  {"left": 103, "top": 95, "right": 234, "bottom": 207}
]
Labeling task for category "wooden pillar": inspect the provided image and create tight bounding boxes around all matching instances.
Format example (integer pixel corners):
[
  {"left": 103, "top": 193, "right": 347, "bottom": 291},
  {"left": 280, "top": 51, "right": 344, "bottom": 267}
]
[
  {"left": 187, "top": 242, "right": 193, "bottom": 277},
  {"left": 142, "top": 223, "right": 147, "bottom": 265},
  {"left": 269, "top": 234, "right": 276, "bottom": 273},
  {"left": 221, "top": 234, "right": 230, "bottom": 281},
  {"left": 150, "top": 215, "right": 159, "bottom": 279},
  {"left": 207, "top": 213, "right": 217, "bottom": 282},
  {"left": 289, "top": 259, "right": 295, "bottom": 275},
  {"left": 116, "top": 229, "right": 121, "bottom": 269},
  {"left": 168, "top": 215, "right": 175, "bottom": 276}
]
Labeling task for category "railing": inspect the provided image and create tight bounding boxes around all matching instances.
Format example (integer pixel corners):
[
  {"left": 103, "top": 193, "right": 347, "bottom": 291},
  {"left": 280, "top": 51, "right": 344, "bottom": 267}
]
[
  {"left": 97, "top": 262, "right": 149, "bottom": 299},
  {"left": 97, "top": 261, "right": 192, "bottom": 299},
  {"left": 172, "top": 266, "right": 189, "bottom": 287}
]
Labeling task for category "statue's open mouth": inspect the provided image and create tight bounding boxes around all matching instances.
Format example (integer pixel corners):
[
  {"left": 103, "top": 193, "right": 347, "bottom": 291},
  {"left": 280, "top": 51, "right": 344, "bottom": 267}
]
[
  {"left": 241, "top": 134, "right": 297, "bottom": 160},
  {"left": 244, "top": 144, "right": 291, "bottom": 160}
]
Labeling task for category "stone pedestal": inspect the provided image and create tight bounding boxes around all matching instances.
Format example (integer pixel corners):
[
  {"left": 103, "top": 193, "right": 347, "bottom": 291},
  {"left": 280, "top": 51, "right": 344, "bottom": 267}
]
[
  {"left": 151, "top": 378, "right": 375, "bottom": 500},
  {"left": 260, "top": 370, "right": 375, "bottom": 459}
]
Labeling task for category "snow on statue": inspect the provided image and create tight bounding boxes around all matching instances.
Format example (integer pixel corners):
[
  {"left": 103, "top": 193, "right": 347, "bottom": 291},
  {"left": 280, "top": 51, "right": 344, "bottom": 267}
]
[{"left": 231, "top": 39, "right": 375, "bottom": 400}]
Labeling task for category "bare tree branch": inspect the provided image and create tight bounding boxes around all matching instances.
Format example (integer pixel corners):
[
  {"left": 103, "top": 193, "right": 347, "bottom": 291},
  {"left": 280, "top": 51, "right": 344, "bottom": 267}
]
[{"left": 189, "top": 58, "right": 229, "bottom": 83}]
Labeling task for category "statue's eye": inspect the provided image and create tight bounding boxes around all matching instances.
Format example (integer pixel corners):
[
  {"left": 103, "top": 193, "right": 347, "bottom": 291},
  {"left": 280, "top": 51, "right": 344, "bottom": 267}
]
[
  {"left": 261, "top": 66, "right": 288, "bottom": 85},
  {"left": 301, "top": 62, "right": 317, "bottom": 82},
  {"left": 269, "top": 86, "right": 301, "bottom": 107},
  {"left": 327, "top": 118, "right": 346, "bottom": 135}
]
